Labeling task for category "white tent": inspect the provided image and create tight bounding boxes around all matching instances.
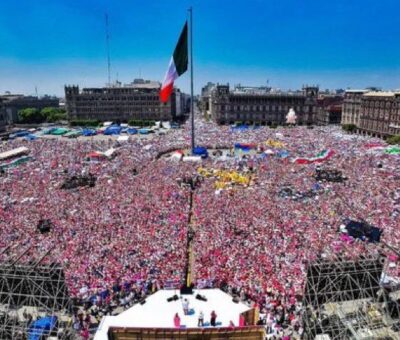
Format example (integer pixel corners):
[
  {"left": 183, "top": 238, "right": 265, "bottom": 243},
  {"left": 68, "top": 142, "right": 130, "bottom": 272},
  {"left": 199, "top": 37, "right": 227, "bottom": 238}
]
[{"left": 0, "top": 147, "right": 30, "bottom": 161}]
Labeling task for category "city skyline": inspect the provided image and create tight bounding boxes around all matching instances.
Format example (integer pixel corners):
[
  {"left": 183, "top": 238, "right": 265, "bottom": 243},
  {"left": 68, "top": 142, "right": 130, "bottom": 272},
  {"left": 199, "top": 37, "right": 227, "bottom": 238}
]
[{"left": 1, "top": 0, "right": 400, "bottom": 97}]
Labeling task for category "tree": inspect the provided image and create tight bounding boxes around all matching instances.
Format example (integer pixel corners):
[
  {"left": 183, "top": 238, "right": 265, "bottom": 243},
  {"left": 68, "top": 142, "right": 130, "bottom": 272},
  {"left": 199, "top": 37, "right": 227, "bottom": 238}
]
[
  {"left": 387, "top": 135, "right": 400, "bottom": 145},
  {"left": 342, "top": 124, "right": 357, "bottom": 132},
  {"left": 41, "top": 107, "right": 67, "bottom": 122},
  {"left": 18, "top": 108, "right": 46, "bottom": 124}
]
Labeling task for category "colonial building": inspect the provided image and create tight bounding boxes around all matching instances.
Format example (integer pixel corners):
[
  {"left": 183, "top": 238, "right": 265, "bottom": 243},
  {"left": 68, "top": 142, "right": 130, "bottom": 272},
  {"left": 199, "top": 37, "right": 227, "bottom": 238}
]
[
  {"left": 341, "top": 90, "right": 368, "bottom": 126},
  {"left": 0, "top": 94, "right": 59, "bottom": 124},
  {"left": 205, "top": 84, "right": 319, "bottom": 125},
  {"left": 358, "top": 92, "right": 400, "bottom": 138},
  {"left": 315, "top": 95, "right": 343, "bottom": 125},
  {"left": 65, "top": 79, "right": 187, "bottom": 122}
]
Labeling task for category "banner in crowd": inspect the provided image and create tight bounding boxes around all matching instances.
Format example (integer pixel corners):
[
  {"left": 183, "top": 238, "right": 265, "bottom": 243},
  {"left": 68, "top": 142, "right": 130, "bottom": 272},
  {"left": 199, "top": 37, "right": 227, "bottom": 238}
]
[
  {"left": 265, "top": 139, "right": 285, "bottom": 148},
  {"left": 385, "top": 146, "right": 400, "bottom": 155},
  {"left": 234, "top": 143, "right": 257, "bottom": 151},
  {"left": 198, "top": 167, "right": 252, "bottom": 189},
  {"left": 293, "top": 149, "right": 334, "bottom": 164}
]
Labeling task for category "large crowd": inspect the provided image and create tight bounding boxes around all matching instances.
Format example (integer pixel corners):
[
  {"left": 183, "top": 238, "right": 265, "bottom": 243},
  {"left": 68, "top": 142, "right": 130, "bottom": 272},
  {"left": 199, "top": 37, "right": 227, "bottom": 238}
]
[{"left": 0, "top": 119, "right": 399, "bottom": 338}]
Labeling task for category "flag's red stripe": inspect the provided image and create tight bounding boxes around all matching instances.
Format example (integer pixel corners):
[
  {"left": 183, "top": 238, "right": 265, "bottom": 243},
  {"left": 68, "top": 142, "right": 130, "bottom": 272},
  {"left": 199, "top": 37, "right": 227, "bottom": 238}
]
[{"left": 160, "top": 82, "right": 174, "bottom": 103}]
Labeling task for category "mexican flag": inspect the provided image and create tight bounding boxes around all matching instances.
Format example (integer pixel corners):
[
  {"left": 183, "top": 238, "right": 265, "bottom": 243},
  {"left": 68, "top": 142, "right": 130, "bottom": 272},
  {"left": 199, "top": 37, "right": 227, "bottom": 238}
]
[
  {"left": 294, "top": 149, "right": 335, "bottom": 164},
  {"left": 160, "top": 22, "right": 188, "bottom": 103}
]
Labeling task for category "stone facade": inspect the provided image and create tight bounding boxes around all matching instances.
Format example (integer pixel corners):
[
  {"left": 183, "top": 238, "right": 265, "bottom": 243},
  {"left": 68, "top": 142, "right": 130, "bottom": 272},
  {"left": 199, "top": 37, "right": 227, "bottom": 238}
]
[
  {"left": 341, "top": 90, "right": 368, "bottom": 126},
  {"left": 316, "top": 95, "right": 343, "bottom": 125},
  {"left": 206, "top": 84, "right": 319, "bottom": 125},
  {"left": 0, "top": 95, "right": 59, "bottom": 124},
  {"left": 65, "top": 79, "right": 186, "bottom": 122},
  {"left": 358, "top": 92, "right": 400, "bottom": 138}
]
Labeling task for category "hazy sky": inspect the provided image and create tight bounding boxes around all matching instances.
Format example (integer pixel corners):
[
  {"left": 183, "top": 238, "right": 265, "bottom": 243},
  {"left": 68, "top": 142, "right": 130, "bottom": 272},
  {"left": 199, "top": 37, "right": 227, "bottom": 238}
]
[{"left": 1, "top": 0, "right": 399, "bottom": 96}]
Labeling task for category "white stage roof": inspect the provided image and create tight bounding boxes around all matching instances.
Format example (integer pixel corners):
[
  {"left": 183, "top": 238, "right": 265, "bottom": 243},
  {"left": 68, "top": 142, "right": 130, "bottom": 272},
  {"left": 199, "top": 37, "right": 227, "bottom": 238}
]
[{"left": 94, "top": 289, "right": 250, "bottom": 340}]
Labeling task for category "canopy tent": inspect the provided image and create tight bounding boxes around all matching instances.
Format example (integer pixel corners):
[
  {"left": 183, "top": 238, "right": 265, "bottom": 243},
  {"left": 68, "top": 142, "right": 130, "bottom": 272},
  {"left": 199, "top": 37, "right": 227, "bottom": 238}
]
[
  {"left": 139, "top": 128, "right": 151, "bottom": 134},
  {"left": 10, "top": 130, "right": 30, "bottom": 138},
  {"left": 50, "top": 128, "right": 69, "bottom": 135},
  {"left": 64, "top": 130, "right": 82, "bottom": 138},
  {"left": 28, "top": 316, "right": 57, "bottom": 340},
  {"left": 104, "top": 125, "right": 122, "bottom": 135},
  {"left": 0, "top": 146, "right": 30, "bottom": 161},
  {"left": 43, "top": 128, "right": 57, "bottom": 135},
  {"left": 127, "top": 128, "right": 138, "bottom": 135},
  {"left": 193, "top": 146, "right": 208, "bottom": 158},
  {"left": 24, "top": 134, "right": 38, "bottom": 141},
  {"left": 82, "top": 128, "right": 97, "bottom": 137}
]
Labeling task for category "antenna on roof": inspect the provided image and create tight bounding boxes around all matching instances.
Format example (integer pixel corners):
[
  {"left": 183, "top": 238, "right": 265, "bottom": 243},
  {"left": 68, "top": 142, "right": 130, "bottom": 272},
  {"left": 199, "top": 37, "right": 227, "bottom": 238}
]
[
  {"left": 35, "top": 86, "right": 38, "bottom": 97},
  {"left": 105, "top": 13, "right": 111, "bottom": 86}
]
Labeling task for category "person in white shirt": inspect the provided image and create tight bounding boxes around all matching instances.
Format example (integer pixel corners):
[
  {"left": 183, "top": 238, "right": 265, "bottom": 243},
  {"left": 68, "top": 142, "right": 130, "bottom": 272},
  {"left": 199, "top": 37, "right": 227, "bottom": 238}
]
[
  {"left": 198, "top": 311, "right": 204, "bottom": 327},
  {"left": 183, "top": 298, "right": 189, "bottom": 315}
]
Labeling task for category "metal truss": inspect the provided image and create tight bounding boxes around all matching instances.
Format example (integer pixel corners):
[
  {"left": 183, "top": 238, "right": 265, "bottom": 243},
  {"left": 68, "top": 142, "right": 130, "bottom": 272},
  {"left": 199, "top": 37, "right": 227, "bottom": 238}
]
[
  {"left": 0, "top": 245, "right": 75, "bottom": 339},
  {"left": 302, "top": 254, "right": 400, "bottom": 340}
]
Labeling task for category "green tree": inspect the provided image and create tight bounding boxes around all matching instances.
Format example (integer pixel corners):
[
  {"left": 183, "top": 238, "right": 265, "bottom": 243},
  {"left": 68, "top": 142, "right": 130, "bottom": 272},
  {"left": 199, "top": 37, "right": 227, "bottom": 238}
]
[
  {"left": 342, "top": 124, "right": 357, "bottom": 132},
  {"left": 41, "top": 107, "right": 67, "bottom": 122},
  {"left": 18, "top": 108, "right": 46, "bottom": 124},
  {"left": 387, "top": 135, "right": 400, "bottom": 145}
]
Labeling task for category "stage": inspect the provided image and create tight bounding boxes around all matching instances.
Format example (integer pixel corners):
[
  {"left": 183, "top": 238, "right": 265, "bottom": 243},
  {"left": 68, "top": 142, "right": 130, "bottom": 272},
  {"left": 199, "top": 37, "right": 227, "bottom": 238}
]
[{"left": 94, "top": 289, "right": 251, "bottom": 340}]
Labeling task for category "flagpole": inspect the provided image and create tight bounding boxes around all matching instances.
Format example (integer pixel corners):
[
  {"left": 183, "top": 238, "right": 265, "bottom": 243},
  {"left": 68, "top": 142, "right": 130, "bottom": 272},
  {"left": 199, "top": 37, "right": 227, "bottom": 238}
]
[{"left": 189, "top": 7, "right": 195, "bottom": 154}]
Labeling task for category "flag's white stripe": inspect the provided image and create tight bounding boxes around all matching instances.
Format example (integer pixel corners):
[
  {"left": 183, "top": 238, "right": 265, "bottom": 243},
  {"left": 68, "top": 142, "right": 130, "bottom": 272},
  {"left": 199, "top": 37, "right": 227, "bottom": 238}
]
[{"left": 161, "top": 57, "right": 179, "bottom": 90}]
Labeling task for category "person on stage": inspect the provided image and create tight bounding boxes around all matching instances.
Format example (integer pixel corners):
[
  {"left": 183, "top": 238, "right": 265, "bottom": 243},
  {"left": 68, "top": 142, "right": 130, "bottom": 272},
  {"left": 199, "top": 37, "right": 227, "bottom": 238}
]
[
  {"left": 174, "top": 313, "right": 181, "bottom": 328},
  {"left": 210, "top": 310, "right": 217, "bottom": 326},
  {"left": 183, "top": 298, "right": 189, "bottom": 315},
  {"left": 198, "top": 311, "right": 204, "bottom": 327}
]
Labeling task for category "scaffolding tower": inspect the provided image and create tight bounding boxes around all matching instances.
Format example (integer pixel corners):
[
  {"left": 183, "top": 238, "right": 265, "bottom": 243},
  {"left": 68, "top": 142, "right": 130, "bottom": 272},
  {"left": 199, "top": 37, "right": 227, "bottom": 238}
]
[
  {"left": 0, "top": 245, "right": 74, "bottom": 339},
  {"left": 302, "top": 254, "right": 400, "bottom": 340}
]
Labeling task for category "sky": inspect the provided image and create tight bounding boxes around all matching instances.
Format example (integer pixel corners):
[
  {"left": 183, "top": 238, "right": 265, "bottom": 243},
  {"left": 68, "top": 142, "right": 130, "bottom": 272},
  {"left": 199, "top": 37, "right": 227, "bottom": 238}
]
[{"left": 0, "top": 0, "right": 399, "bottom": 97}]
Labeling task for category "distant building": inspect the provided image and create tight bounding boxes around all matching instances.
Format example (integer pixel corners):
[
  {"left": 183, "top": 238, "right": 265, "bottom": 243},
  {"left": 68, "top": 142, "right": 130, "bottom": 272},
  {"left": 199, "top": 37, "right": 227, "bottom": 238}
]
[
  {"left": 206, "top": 84, "right": 319, "bottom": 125},
  {"left": 0, "top": 94, "right": 59, "bottom": 124},
  {"left": 199, "top": 82, "right": 216, "bottom": 119},
  {"left": 316, "top": 95, "right": 343, "bottom": 125},
  {"left": 341, "top": 90, "right": 369, "bottom": 126},
  {"left": 65, "top": 79, "right": 187, "bottom": 122},
  {"left": 0, "top": 101, "right": 6, "bottom": 132},
  {"left": 358, "top": 92, "right": 400, "bottom": 138}
]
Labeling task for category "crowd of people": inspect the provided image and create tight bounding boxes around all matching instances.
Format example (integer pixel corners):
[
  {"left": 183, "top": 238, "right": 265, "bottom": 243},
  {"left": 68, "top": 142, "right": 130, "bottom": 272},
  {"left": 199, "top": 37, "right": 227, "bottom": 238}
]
[{"left": 0, "top": 119, "right": 399, "bottom": 338}]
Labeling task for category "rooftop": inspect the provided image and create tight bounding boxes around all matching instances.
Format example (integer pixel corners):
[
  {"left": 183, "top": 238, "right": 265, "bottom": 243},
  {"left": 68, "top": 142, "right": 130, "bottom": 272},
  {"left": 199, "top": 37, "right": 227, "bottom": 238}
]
[
  {"left": 345, "top": 89, "right": 369, "bottom": 93},
  {"left": 364, "top": 91, "right": 400, "bottom": 97}
]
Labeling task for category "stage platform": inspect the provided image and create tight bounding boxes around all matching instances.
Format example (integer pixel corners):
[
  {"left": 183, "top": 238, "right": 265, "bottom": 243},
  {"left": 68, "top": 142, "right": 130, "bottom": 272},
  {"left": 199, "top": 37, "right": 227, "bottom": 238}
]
[{"left": 94, "top": 289, "right": 252, "bottom": 340}]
